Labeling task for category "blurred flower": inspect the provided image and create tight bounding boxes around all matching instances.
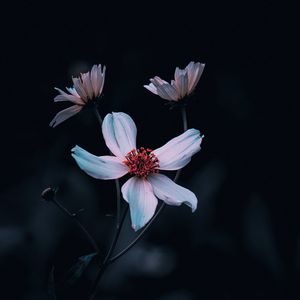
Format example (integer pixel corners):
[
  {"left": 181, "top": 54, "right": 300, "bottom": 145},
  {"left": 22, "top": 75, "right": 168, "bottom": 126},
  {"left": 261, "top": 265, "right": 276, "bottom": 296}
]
[
  {"left": 50, "top": 64, "right": 106, "bottom": 127},
  {"left": 144, "top": 61, "right": 205, "bottom": 101},
  {"left": 72, "top": 112, "right": 204, "bottom": 231}
]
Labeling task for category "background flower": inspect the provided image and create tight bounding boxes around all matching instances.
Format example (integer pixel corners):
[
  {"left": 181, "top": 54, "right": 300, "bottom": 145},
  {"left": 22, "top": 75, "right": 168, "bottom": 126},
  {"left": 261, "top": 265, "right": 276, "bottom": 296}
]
[
  {"left": 144, "top": 61, "right": 205, "bottom": 101},
  {"left": 50, "top": 64, "right": 106, "bottom": 127}
]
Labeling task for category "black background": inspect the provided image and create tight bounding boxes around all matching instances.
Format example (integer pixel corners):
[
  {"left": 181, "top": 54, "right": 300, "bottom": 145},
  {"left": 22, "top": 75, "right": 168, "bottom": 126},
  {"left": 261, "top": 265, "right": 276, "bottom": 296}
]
[{"left": 0, "top": 1, "right": 297, "bottom": 299}]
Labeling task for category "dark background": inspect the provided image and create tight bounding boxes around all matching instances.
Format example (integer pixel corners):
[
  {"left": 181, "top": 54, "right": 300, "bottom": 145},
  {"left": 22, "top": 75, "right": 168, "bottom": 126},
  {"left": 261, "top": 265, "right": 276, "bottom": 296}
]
[{"left": 0, "top": 1, "right": 297, "bottom": 299}]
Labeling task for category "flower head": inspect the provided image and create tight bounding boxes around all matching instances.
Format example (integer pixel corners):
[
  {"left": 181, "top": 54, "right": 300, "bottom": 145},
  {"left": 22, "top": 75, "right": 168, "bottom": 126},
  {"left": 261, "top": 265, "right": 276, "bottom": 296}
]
[
  {"left": 71, "top": 112, "right": 204, "bottom": 231},
  {"left": 50, "top": 64, "right": 106, "bottom": 127},
  {"left": 144, "top": 61, "right": 205, "bottom": 101}
]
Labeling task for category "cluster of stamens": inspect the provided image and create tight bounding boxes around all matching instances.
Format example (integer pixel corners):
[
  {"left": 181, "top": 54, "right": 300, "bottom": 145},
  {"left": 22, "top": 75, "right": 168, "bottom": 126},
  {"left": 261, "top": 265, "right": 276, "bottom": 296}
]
[{"left": 124, "top": 147, "right": 159, "bottom": 178}]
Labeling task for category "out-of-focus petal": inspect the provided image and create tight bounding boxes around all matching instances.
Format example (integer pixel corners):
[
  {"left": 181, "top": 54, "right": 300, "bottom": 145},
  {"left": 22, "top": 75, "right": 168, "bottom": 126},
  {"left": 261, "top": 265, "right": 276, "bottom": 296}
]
[
  {"left": 81, "top": 72, "right": 94, "bottom": 99},
  {"left": 102, "top": 112, "right": 137, "bottom": 158},
  {"left": 49, "top": 105, "right": 82, "bottom": 128},
  {"left": 153, "top": 129, "right": 203, "bottom": 170},
  {"left": 148, "top": 173, "right": 197, "bottom": 212},
  {"left": 121, "top": 176, "right": 158, "bottom": 231},
  {"left": 99, "top": 65, "right": 106, "bottom": 95},
  {"left": 54, "top": 88, "right": 84, "bottom": 105},
  {"left": 71, "top": 145, "right": 128, "bottom": 180}
]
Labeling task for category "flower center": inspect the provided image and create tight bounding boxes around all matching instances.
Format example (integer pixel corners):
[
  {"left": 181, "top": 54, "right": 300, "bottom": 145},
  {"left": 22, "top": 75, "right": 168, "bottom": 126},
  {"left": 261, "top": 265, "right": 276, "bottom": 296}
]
[{"left": 124, "top": 147, "right": 159, "bottom": 178}]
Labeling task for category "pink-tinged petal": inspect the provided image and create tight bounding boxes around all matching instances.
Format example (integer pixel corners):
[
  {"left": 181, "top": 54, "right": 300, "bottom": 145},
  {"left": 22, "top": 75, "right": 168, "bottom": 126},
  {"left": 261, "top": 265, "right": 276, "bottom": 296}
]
[
  {"left": 148, "top": 173, "right": 197, "bottom": 212},
  {"left": 175, "top": 70, "right": 188, "bottom": 98},
  {"left": 54, "top": 88, "right": 84, "bottom": 105},
  {"left": 71, "top": 145, "right": 128, "bottom": 180},
  {"left": 91, "top": 65, "right": 100, "bottom": 96},
  {"left": 99, "top": 65, "right": 106, "bottom": 95},
  {"left": 186, "top": 62, "right": 205, "bottom": 93},
  {"left": 150, "top": 78, "right": 175, "bottom": 100},
  {"left": 102, "top": 112, "right": 137, "bottom": 158},
  {"left": 153, "top": 129, "right": 203, "bottom": 170},
  {"left": 81, "top": 72, "right": 94, "bottom": 99},
  {"left": 66, "top": 87, "right": 80, "bottom": 97},
  {"left": 49, "top": 105, "right": 82, "bottom": 128},
  {"left": 121, "top": 177, "right": 158, "bottom": 231},
  {"left": 72, "top": 77, "right": 88, "bottom": 100},
  {"left": 144, "top": 83, "right": 158, "bottom": 95}
]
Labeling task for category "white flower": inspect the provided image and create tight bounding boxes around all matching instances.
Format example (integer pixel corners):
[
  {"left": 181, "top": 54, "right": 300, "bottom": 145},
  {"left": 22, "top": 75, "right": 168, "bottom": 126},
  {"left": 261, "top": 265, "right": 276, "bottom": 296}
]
[
  {"left": 71, "top": 112, "right": 204, "bottom": 231},
  {"left": 144, "top": 61, "right": 205, "bottom": 101},
  {"left": 50, "top": 64, "right": 106, "bottom": 127}
]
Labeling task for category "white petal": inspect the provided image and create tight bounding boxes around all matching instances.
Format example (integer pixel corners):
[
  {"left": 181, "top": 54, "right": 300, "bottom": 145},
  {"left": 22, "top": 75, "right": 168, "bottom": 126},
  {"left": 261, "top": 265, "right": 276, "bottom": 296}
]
[
  {"left": 176, "top": 71, "right": 189, "bottom": 98},
  {"left": 99, "top": 65, "right": 106, "bottom": 95},
  {"left": 81, "top": 72, "right": 94, "bottom": 99},
  {"left": 49, "top": 105, "right": 82, "bottom": 127},
  {"left": 150, "top": 78, "right": 175, "bottom": 100},
  {"left": 54, "top": 88, "right": 84, "bottom": 105},
  {"left": 71, "top": 145, "right": 128, "bottom": 180},
  {"left": 121, "top": 177, "right": 158, "bottom": 231},
  {"left": 153, "top": 129, "right": 203, "bottom": 170},
  {"left": 90, "top": 65, "right": 99, "bottom": 96},
  {"left": 102, "top": 112, "right": 137, "bottom": 158},
  {"left": 72, "top": 77, "right": 88, "bottom": 101},
  {"left": 148, "top": 174, "right": 197, "bottom": 212},
  {"left": 186, "top": 62, "right": 205, "bottom": 93},
  {"left": 144, "top": 83, "right": 158, "bottom": 95}
]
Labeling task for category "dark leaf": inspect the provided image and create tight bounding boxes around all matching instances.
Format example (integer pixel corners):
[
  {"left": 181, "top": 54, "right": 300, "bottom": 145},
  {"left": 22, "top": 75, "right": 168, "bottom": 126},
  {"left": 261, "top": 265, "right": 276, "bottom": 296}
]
[{"left": 66, "top": 252, "right": 97, "bottom": 285}]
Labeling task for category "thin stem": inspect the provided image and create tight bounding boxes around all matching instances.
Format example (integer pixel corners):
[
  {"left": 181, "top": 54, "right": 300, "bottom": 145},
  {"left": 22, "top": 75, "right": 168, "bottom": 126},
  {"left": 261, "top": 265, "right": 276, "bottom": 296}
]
[
  {"left": 89, "top": 205, "right": 128, "bottom": 300},
  {"left": 181, "top": 105, "right": 188, "bottom": 132},
  {"left": 52, "top": 198, "right": 100, "bottom": 253},
  {"left": 93, "top": 102, "right": 103, "bottom": 124},
  {"left": 109, "top": 202, "right": 166, "bottom": 263},
  {"left": 109, "top": 106, "right": 189, "bottom": 263}
]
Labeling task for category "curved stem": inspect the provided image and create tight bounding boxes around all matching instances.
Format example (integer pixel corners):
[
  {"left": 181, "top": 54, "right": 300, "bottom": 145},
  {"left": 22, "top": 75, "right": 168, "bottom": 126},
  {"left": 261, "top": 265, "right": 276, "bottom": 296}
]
[
  {"left": 51, "top": 198, "right": 100, "bottom": 253},
  {"left": 89, "top": 205, "right": 128, "bottom": 300}
]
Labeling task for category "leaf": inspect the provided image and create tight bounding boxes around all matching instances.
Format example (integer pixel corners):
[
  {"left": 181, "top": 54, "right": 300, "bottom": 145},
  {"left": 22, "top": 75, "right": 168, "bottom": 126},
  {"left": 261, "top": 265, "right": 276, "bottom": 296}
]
[
  {"left": 66, "top": 253, "right": 97, "bottom": 285},
  {"left": 47, "top": 266, "right": 56, "bottom": 300}
]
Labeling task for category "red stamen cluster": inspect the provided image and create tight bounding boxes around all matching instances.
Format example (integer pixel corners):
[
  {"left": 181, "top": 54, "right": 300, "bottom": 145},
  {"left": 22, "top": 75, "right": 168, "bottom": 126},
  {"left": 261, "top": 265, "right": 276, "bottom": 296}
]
[{"left": 124, "top": 147, "right": 159, "bottom": 178}]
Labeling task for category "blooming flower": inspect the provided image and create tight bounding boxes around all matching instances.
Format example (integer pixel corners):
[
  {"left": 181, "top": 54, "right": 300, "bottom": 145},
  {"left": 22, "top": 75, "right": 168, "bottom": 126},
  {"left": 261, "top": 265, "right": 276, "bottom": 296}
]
[
  {"left": 71, "top": 112, "right": 204, "bottom": 231},
  {"left": 144, "top": 61, "right": 205, "bottom": 101},
  {"left": 50, "top": 64, "right": 106, "bottom": 127}
]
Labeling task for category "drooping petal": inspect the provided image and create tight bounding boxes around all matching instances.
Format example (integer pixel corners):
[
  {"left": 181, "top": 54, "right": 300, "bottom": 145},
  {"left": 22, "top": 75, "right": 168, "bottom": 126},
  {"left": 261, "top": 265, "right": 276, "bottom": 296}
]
[
  {"left": 152, "top": 129, "right": 203, "bottom": 170},
  {"left": 71, "top": 145, "right": 128, "bottom": 180},
  {"left": 144, "top": 83, "right": 158, "bottom": 95},
  {"left": 121, "top": 176, "right": 158, "bottom": 231},
  {"left": 49, "top": 105, "right": 82, "bottom": 127},
  {"left": 150, "top": 77, "right": 175, "bottom": 100},
  {"left": 54, "top": 88, "right": 84, "bottom": 105},
  {"left": 102, "top": 112, "right": 137, "bottom": 158},
  {"left": 186, "top": 62, "right": 205, "bottom": 93},
  {"left": 148, "top": 173, "right": 197, "bottom": 212}
]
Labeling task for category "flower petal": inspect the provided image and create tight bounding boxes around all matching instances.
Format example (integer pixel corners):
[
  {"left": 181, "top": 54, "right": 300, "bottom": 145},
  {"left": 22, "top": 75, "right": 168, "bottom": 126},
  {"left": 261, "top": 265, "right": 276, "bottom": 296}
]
[
  {"left": 54, "top": 88, "right": 84, "bottom": 105},
  {"left": 49, "top": 105, "right": 82, "bottom": 128},
  {"left": 152, "top": 129, "right": 203, "bottom": 170},
  {"left": 121, "top": 176, "right": 158, "bottom": 231},
  {"left": 71, "top": 145, "right": 128, "bottom": 180},
  {"left": 148, "top": 173, "right": 197, "bottom": 212},
  {"left": 174, "top": 68, "right": 188, "bottom": 98},
  {"left": 186, "top": 62, "right": 205, "bottom": 94},
  {"left": 102, "top": 112, "right": 137, "bottom": 158},
  {"left": 150, "top": 77, "right": 175, "bottom": 100},
  {"left": 144, "top": 83, "right": 158, "bottom": 95}
]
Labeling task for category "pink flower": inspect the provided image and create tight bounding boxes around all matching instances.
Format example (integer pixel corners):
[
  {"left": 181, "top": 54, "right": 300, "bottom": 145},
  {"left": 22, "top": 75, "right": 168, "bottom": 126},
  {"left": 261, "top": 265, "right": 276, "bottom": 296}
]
[
  {"left": 50, "top": 65, "right": 106, "bottom": 127},
  {"left": 144, "top": 61, "right": 205, "bottom": 101},
  {"left": 71, "top": 112, "right": 204, "bottom": 231}
]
